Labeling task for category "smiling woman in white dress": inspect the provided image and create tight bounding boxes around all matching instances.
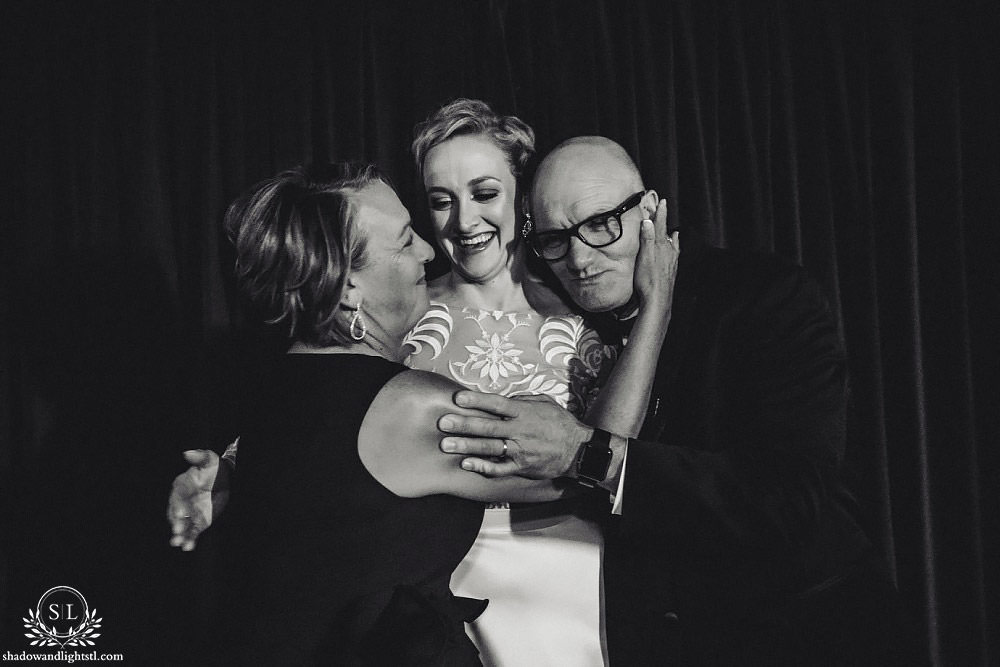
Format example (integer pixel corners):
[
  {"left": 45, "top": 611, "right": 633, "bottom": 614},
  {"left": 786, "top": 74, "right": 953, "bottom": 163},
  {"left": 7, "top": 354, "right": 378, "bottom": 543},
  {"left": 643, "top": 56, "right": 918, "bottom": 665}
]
[
  {"left": 405, "top": 99, "right": 673, "bottom": 666},
  {"left": 167, "top": 99, "right": 676, "bottom": 666},
  {"left": 407, "top": 104, "right": 615, "bottom": 665}
]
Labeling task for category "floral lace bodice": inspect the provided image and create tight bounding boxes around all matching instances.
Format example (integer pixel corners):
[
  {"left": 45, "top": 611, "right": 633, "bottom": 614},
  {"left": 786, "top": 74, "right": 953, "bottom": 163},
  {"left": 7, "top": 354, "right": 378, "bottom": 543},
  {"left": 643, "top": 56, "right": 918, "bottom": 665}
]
[{"left": 402, "top": 302, "right": 618, "bottom": 418}]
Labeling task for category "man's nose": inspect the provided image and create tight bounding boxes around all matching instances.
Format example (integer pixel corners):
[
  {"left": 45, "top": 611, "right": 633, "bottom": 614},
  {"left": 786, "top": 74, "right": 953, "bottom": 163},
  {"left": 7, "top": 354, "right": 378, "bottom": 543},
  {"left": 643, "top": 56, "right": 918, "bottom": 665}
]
[{"left": 563, "top": 236, "right": 595, "bottom": 272}]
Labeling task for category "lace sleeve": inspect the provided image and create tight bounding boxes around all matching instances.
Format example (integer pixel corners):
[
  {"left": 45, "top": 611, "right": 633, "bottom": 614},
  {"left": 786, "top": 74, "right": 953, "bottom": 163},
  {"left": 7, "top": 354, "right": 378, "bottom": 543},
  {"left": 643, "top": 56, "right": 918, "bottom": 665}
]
[
  {"left": 222, "top": 437, "right": 240, "bottom": 467},
  {"left": 565, "top": 319, "right": 620, "bottom": 418},
  {"left": 402, "top": 302, "right": 454, "bottom": 372}
]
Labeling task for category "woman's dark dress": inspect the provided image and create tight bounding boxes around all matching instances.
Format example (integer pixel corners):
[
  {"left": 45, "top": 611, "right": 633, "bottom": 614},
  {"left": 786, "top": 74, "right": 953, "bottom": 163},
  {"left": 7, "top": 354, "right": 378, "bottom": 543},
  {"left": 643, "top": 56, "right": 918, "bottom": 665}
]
[{"left": 222, "top": 354, "right": 486, "bottom": 665}]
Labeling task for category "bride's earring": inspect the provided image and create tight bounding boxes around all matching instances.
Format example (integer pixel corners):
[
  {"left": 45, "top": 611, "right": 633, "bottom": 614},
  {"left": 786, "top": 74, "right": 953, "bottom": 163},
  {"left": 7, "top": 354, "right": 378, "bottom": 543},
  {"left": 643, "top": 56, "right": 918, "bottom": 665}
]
[
  {"left": 521, "top": 210, "right": 533, "bottom": 238},
  {"left": 349, "top": 299, "right": 367, "bottom": 341}
]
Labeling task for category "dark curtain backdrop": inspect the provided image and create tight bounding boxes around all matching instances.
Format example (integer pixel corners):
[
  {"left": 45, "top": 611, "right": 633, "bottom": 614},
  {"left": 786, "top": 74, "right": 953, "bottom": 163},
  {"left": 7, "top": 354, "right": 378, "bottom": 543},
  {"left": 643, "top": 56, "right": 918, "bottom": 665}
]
[{"left": 2, "top": 1, "right": 997, "bottom": 664}]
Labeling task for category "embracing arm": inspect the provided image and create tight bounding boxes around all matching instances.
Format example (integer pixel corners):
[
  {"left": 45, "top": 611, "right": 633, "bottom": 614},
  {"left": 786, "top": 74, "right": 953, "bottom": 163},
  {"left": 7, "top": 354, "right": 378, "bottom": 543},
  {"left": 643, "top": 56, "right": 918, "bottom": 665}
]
[
  {"left": 584, "top": 200, "right": 678, "bottom": 438},
  {"left": 358, "top": 370, "right": 572, "bottom": 502}
]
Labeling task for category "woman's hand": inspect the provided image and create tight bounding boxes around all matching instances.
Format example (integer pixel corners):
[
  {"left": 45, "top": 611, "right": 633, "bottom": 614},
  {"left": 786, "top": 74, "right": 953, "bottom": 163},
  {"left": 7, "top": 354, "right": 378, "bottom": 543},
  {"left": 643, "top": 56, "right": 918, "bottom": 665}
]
[
  {"left": 633, "top": 198, "right": 680, "bottom": 326},
  {"left": 583, "top": 199, "right": 679, "bottom": 438},
  {"left": 167, "top": 449, "right": 228, "bottom": 551}
]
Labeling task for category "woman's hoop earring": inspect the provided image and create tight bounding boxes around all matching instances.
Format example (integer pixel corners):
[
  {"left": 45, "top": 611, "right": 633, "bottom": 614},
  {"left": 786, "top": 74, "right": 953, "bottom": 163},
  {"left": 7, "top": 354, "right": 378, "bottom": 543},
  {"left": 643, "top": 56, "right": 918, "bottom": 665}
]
[{"left": 349, "top": 300, "right": 367, "bottom": 341}]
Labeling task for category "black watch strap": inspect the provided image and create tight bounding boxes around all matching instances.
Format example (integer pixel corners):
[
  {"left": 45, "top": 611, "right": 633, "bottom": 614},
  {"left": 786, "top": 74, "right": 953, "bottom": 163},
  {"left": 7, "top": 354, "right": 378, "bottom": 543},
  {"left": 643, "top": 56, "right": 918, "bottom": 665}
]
[{"left": 575, "top": 428, "right": 613, "bottom": 488}]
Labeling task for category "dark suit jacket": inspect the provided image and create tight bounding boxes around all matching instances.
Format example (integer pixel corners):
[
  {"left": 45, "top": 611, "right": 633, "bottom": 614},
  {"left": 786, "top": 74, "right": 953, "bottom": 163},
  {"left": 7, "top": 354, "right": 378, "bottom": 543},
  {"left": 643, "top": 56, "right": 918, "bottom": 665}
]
[{"left": 600, "top": 243, "right": 900, "bottom": 665}]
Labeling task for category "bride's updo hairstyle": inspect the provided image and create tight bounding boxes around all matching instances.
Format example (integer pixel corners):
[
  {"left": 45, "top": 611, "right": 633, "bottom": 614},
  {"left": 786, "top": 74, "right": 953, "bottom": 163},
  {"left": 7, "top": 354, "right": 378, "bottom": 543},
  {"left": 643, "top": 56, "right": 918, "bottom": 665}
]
[
  {"left": 224, "top": 162, "right": 384, "bottom": 346},
  {"left": 411, "top": 98, "right": 535, "bottom": 181}
]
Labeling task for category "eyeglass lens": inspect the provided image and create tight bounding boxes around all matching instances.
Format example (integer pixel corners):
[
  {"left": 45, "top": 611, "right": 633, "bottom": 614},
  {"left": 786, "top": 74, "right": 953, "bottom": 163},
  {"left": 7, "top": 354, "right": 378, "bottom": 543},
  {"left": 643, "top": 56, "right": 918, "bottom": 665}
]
[{"left": 535, "top": 214, "right": 623, "bottom": 259}]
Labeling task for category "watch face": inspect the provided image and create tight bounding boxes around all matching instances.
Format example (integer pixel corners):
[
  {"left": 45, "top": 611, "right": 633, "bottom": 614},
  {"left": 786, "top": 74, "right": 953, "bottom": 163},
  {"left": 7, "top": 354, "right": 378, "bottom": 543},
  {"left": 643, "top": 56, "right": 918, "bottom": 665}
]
[{"left": 578, "top": 430, "right": 613, "bottom": 484}]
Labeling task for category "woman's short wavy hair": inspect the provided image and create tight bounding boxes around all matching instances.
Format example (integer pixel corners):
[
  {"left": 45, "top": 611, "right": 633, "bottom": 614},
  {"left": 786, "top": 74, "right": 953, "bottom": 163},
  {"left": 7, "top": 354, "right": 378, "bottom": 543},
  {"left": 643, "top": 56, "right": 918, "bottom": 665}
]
[
  {"left": 224, "top": 162, "right": 384, "bottom": 347},
  {"left": 411, "top": 98, "right": 535, "bottom": 179}
]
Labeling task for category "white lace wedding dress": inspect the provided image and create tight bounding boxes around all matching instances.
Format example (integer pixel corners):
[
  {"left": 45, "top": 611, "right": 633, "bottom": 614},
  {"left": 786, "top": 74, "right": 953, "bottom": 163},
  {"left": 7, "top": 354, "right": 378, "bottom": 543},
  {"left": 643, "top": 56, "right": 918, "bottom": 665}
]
[{"left": 404, "top": 302, "right": 617, "bottom": 666}]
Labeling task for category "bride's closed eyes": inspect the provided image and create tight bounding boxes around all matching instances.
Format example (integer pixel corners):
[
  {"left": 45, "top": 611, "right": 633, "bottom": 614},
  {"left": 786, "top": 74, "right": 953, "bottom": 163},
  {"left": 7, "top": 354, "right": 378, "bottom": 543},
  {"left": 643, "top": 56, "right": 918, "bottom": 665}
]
[
  {"left": 428, "top": 188, "right": 501, "bottom": 211},
  {"left": 472, "top": 188, "right": 500, "bottom": 203}
]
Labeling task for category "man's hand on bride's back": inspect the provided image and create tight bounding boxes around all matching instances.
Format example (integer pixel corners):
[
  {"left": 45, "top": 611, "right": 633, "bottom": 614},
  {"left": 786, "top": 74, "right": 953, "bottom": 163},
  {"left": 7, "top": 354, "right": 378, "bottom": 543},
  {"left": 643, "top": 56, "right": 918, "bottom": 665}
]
[{"left": 167, "top": 449, "right": 228, "bottom": 551}]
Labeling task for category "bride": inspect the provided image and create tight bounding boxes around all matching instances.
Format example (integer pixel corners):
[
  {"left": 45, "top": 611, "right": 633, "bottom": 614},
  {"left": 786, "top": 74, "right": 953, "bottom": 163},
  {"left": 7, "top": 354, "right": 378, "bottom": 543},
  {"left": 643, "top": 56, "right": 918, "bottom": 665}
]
[{"left": 168, "top": 98, "right": 678, "bottom": 665}]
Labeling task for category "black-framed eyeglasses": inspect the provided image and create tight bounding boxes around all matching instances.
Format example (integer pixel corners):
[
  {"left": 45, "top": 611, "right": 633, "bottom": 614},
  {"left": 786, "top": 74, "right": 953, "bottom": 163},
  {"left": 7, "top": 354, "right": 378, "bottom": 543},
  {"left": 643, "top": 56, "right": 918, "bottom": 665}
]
[{"left": 526, "top": 191, "right": 645, "bottom": 261}]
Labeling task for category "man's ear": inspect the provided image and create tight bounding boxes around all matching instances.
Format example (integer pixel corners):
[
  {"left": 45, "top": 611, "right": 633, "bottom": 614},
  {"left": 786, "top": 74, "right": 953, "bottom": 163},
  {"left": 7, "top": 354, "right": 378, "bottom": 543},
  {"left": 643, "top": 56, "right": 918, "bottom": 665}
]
[{"left": 640, "top": 190, "right": 659, "bottom": 219}]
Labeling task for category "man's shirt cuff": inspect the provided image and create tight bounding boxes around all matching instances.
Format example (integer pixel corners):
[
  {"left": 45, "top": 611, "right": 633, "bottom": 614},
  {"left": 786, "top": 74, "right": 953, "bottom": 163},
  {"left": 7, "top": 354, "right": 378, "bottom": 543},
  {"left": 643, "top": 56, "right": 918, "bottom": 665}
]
[{"left": 610, "top": 441, "right": 628, "bottom": 515}]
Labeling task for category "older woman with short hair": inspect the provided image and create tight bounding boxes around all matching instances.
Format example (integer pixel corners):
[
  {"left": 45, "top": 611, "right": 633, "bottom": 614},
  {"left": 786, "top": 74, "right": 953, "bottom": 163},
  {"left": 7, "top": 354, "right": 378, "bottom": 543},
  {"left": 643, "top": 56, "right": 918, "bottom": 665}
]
[{"left": 219, "top": 161, "right": 566, "bottom": 664}]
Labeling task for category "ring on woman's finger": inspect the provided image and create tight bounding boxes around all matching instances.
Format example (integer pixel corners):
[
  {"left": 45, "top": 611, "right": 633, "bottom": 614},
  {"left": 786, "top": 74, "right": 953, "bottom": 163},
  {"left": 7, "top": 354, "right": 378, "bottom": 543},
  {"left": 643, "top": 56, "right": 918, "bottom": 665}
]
[{"left": 501, "top": 442, "right": 508, "bottom": 458}]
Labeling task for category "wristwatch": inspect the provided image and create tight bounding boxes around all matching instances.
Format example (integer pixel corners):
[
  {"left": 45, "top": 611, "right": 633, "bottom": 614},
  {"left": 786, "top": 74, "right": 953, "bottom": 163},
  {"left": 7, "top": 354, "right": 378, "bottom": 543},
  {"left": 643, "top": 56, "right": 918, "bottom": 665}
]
[{"left": 575, "top": 428, "right": 613, "bottom": 488}]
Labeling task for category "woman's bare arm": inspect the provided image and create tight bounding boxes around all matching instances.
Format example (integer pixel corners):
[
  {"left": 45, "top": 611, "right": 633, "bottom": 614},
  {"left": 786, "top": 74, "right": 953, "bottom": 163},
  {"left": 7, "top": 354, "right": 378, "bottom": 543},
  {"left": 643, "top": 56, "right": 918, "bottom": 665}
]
[
  {"left": 358, "top": 369, "right": 572, "bottom": 502},
  {"left": 584, "top": 200, "right": 679, "bottom": 437}
]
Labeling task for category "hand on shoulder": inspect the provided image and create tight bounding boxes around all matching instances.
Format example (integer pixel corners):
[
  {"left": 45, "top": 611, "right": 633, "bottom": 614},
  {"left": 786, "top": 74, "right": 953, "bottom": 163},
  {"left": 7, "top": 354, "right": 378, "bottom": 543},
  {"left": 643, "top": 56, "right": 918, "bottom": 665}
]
[{"left": 358, "top": 371, "right": 567, "bottom": 503}]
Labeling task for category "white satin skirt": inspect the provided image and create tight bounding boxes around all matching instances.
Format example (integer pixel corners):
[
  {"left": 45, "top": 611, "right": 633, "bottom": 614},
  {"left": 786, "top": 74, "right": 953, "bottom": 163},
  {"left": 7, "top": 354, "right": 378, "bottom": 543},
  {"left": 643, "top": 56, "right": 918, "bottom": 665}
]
[{"left": 450, "top": 503, "right": 607, "bottom": 666}]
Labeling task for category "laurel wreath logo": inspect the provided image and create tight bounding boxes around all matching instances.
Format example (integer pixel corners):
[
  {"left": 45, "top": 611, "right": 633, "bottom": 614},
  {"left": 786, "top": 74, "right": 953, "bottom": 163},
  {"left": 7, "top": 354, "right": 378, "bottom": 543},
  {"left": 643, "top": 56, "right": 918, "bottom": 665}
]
[{"left": 23, "top": 606, "right": 102, "bottom": 648}]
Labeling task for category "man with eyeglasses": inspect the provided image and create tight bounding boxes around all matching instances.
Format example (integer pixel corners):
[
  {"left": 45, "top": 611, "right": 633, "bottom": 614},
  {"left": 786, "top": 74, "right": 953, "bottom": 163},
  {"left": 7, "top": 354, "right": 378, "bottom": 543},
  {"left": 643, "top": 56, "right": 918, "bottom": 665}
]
[{"left": 438, "top": 136, "right": 905, "bottom": 664}]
